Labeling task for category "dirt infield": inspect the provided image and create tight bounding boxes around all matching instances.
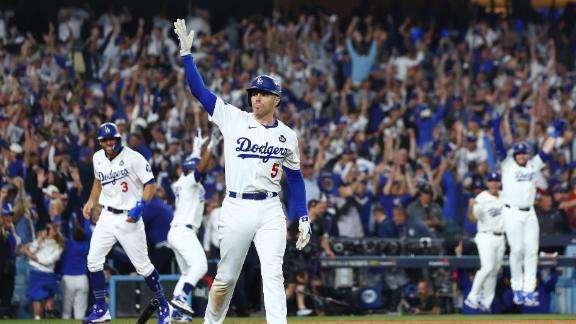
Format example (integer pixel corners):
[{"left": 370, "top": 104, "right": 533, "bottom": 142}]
[
  {"left": 221, "top": 318, "right": 576, "bottom": 324},
  {"left": 284, "top": 319, "right": 576, "bottom": 324},
  {"left": 219, "top": 319, "right": 576, "bottom": 324},
  {"left": 224, "top": 319, "right": 576, "bottom": 324}
]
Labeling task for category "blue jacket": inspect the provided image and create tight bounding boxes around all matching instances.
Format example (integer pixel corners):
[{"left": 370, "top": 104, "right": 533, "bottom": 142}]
[
  {"left": 142, "top": 197, "right": 173, "bottom": 246},
  {"left": 61, "top": 214, "right": 91, "bottom": 276}
]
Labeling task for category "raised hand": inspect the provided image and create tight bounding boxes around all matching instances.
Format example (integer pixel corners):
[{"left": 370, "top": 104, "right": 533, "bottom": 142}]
[
  {"left": 192, "top": 128, "right": 209, "bottom": 157},
  {"left": 173, "top": 18, "right": 195, "bottom": 56},
  {"left": 208, "top": 127, "right": 223, "bottom": 151}
]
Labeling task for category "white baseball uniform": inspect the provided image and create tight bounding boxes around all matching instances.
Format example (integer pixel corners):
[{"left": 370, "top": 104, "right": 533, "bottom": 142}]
[
  {"left": 501, "top": 153, "right": 545, "bottom": 292},
  {"left": 86, "top": 146, "right": 156, "bottom": 276},
  {"left": 204, "top": 97, "right": 300, "bottom": 324},
  {"left": 467, "top": 190, "right": 505, "bottom": 308},
  {"left": 167, "top": 172, "right": 208, "bottom": 297}
]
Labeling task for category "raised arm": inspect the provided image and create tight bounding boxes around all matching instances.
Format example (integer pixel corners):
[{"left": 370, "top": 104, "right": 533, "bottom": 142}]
[
  {"left": 174, "top": 19, "right": 217, "bottom": 115},
  {"left": 492, "top": 114, "right": 507, "bottom": 161}
]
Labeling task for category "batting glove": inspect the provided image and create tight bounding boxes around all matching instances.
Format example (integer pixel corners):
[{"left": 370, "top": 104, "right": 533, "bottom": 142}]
[
  {"left": 127, "top": 200, "right": 147, "bottom": 222},
  {"left": 173, "top": 18, "right": 195, "bottom": 56},
  {"left": 207, "top": 127, "right": 223, "bottom": 151},
  {"left": 296, "top": 216, "right": 311, "bottom": 250},
  {"left": 192, "top": 128, "right": 208, "bottom": 158}
]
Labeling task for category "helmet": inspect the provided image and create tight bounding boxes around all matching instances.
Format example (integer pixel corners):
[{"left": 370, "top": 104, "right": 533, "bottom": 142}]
[
  {"left": 246, "top": 75, "right": 281, "bottom": 97},
  {"left": 97, "top": 122, "right": 122, "bottom": 141},
  {"left": 512, "top": 142, "right": 529, "bottom": 155},
  {"left": 486, "top": 171, "right": 501, "bottom": 182},
  {"left": 97, "top": 122, "right": 123, "bottom": 153},
  {"left": 182, "top": 156, "right": 200, "bottom": 173}
]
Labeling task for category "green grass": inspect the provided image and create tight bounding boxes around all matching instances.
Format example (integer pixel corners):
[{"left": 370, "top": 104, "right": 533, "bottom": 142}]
[{"left": 1, "top": 314, "right": 575, "bottom": 323}]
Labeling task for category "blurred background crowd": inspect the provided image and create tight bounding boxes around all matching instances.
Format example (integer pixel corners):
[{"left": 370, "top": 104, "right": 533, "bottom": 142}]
[{"left": 0, "top": 0, "right": 575, "bottom": 319}]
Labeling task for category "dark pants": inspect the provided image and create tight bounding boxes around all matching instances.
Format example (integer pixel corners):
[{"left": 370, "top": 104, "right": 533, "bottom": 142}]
[
  {"left": 150, "top": 246, "right": 174, "bottom": 274},
  {"left": 0, "top": 266, "right": 15, "bottom": 318}
]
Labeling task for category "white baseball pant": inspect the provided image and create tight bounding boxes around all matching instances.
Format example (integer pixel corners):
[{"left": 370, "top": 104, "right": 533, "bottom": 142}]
[
  {"left": 87, "top": 209, "right": 155, "bottom": 276},
  {"left": 503, "top": 206, "right": 539, "bottom": 292},
  {"left": 467, "top": 232, "right": 506, "bottom": 307},
  {"left": 204, "top": 195, "right": 287, "bottom": 324},
  {"left": 167, "top": 225, "right": 208, "bottom": 296},
  {"left": 61, "top": 274, "right": 89, "bottom": 319}
]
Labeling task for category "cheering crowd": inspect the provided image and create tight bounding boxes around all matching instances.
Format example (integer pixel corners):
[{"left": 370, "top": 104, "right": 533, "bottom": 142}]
[{"left": 0, "top": 2, "right": 575, "bottom": 319}]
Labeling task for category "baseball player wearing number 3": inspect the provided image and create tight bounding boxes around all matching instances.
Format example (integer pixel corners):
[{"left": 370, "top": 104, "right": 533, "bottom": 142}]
[
  {"left": 174, "top": 19, "right": 311, "bottom": 324},
  {"left": 82, "top": 122, "right": 171, "bottom": 324},
  {"left": 500, "top": 136, "right": 556, "bottom": 307}
]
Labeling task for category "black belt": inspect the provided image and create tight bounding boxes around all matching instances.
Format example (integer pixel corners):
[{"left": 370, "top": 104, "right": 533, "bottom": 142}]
[
  {"left": 107, "top": 206, "right": 127, "bottom": 214},
  {"left": 505, "top": 204, "right": 530, "bottom": 212},
  {"left": 185, "top": 224, "right": 195, "bottom": 230},
  {"left": 481, "top": 231, "right": 504, "bottom": 236},
  {"left": 228, "top": 191, "right": 278, "bottom": 200}
]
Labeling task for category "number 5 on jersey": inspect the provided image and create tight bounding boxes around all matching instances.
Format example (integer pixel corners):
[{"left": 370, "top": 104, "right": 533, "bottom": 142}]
[{"left": 271, "top": 162, "right": 280, "bottom": 178}]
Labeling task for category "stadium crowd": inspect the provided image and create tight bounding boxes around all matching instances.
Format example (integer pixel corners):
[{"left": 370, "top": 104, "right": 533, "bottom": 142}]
[{"left": 0, "top": 2, "right": 575, "bottom": 319}]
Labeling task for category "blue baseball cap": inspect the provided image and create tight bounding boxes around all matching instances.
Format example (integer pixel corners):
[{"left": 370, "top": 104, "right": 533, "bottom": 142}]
[
  {"left": 2, "top": 203, "right": 14, "bottom": 215},
  {"left": 486, "top": 172, "right": 501, "bottom": 182},
  {"left": 471, "top": 179, "right": 484, "bottom": 190},
  {"left": 182, "top": 156, "right": 200, "bottom": 173},
  {"left": 246, "top": 75, "right": 281, "bottom": 97},
  {"left": 513, "top": 142, "right": 529, "bottom": 155}
]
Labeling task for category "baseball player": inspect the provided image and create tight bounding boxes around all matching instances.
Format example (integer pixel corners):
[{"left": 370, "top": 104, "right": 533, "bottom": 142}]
[
  {"left": 500, "top": 137, "right": 556, "bottom": 306},
  {"left": 82, "top": 122, "right": 171, "bottom": 324},
  {"left": 168, "top": 128, "right": 220, "bottom": 321},
  {"left": 465, "top": 172, "right": 505, "bottom": 312},
  {"left": 174, "top": 19, "right": 311, "bottom": 324}
]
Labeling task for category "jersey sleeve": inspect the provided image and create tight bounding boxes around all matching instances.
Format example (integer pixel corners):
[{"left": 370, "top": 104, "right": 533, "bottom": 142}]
[
  {"left": 133, "top": 152, "right": 155, "bottom": 185},
  {"left": 208, "top": 97, "right": 245, "bottom": 137},
  {"left": 472, "top": 193, "right": 485, "bottom": 220},
  {"left": 501, "top": 154, "right": 513, "bottom": 170},
  {"left": 92, "top": 154, "right": 99, "bottom": 179},
  {"left": 531, "top": 153, "right": 545, "bottom": 170},
  {"left": 282, "top": 131, "right": 301, "bottom": 170}
]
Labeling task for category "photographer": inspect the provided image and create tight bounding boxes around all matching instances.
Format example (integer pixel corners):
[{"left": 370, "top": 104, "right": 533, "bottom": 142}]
[
  {"left": 406, "top": 183, "right": 442, "bottom": 236},
  {"left": 285, "top": 199, "right": 336, "bottom": 316},
  {"left": 404, "top": 280, "right": 442, "bottom": 315}
]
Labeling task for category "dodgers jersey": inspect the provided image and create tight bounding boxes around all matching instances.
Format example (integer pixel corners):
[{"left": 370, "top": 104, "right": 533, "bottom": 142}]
[
  {"left": 500, "top": 153, "right": 545, "bottom": 207},
  {"left": 93, "top": 147, "right": 154, "bottom": 210},
  {"left": 473, "top": 190, "right": 504, "bottom": 233},
  {"left": 171, "top": 173, "right": 205, "bottom": 228},
  {"left": 208, "top": 97, "right": 300, "bottom": 193}
]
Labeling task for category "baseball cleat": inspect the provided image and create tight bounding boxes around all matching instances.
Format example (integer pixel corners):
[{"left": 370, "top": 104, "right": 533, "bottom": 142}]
[
  {"left": 464, "top": 298, "right": 479, "bottom": 309},
  {"left": 171, "top": 308, "right": 192, "bottom": 322},
  {"left": 513, "top": 290, "right": 524, "bottom": 305},
  {"left": 478, "top": 302, "right": 491, "bottom": 313},
  {"left": 83, "top": 304, "right": 111, "bottom": 323},
  {"left": 523, "top": 291, "right": 540, "bottom": 307},
  {"left": 170, "top": 295, "right": 194, "bottom": 316}
]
